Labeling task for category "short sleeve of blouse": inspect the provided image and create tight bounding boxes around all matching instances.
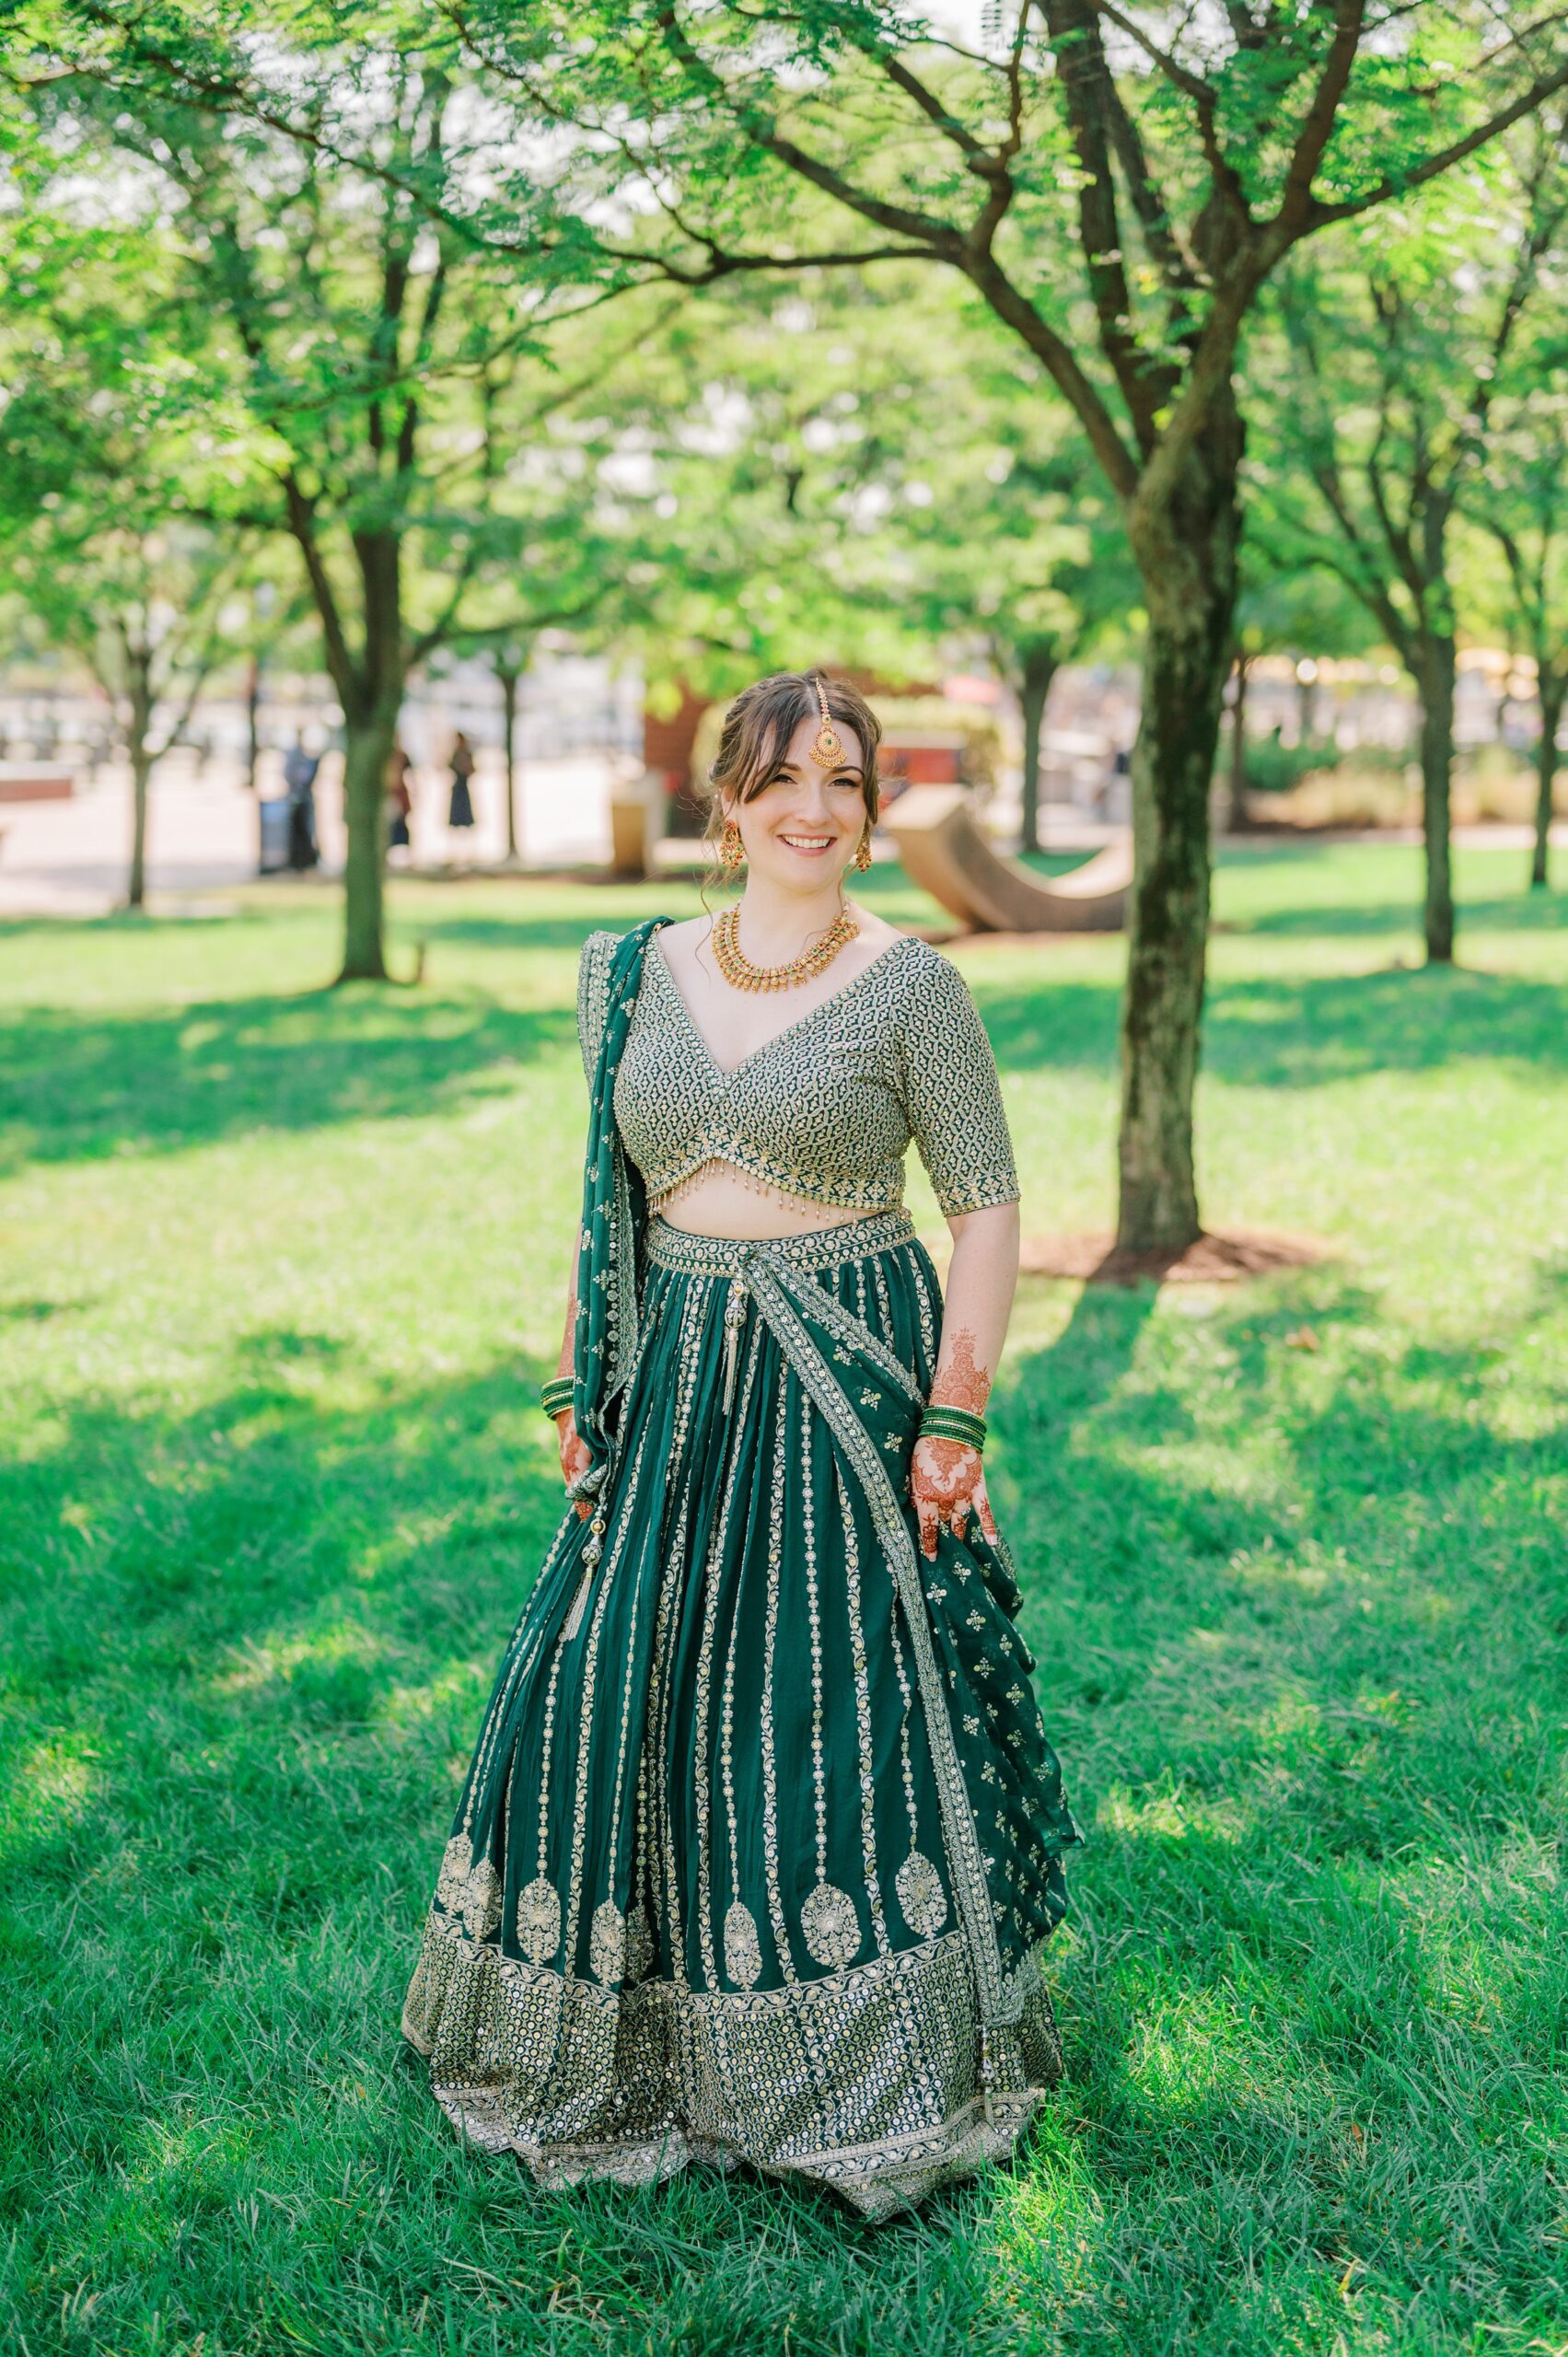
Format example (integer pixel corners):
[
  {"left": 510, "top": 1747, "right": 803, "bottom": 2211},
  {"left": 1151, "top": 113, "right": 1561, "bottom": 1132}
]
[
  {"left": 898, "top": 946, "right": 1020, "bottom": 1216},
  {"left": 576, "top": 929, "right": 617, "bottom": 1086}
]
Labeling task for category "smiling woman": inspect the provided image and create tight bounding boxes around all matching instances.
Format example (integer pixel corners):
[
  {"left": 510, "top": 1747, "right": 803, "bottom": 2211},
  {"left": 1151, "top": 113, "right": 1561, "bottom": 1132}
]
[{"left": 401, "top": 670, "right": 1085, "bottom": 2219}]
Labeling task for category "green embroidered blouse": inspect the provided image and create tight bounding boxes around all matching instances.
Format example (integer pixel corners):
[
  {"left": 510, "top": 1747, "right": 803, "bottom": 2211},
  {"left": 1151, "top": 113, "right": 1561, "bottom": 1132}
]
[{"left": 575, "top": 926, "right": 1020, "bottom": 1220}]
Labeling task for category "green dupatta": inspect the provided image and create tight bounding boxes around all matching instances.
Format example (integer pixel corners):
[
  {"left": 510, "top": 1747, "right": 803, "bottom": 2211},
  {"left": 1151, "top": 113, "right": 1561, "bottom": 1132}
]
[{"left": 570, "top": 917, "right": 674, "bottom": 1542}]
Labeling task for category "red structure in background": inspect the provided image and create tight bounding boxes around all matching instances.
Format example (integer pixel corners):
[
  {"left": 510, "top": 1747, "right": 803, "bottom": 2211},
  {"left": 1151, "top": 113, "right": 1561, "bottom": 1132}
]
[{"left": 0, "top": 765, "right": 75, "bottom": 803}]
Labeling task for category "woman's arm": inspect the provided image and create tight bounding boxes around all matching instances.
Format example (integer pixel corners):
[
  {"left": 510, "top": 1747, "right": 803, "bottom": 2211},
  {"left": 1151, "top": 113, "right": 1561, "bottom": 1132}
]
[
  {"left": 553, "top": 1270, "right": 595, "bottom": 1517},
  {"left": 911, "top": 1199, "right": 1020, "bottom": 1561}
]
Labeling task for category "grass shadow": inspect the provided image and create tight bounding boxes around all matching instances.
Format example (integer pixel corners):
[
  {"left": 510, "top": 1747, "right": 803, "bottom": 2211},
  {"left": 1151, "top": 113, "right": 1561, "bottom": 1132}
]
[{"left": 0, "top": 989, "right": 572, "bottom": 1172}]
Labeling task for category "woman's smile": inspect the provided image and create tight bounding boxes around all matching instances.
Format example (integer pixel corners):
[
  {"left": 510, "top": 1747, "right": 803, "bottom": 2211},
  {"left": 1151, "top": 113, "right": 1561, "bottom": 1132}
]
[{"left": 775, "top": 829, "right": 840, "bottom": 857}]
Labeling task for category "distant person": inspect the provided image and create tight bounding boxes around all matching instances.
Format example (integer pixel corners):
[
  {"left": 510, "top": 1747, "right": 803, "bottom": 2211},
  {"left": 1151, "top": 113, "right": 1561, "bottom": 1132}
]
[
  {"left": 386, "top": 741, "right": 412, "bottom": 858},
  {"left": 447, "top": 730, "right": 477, "bottom": 831},
  {"left": 283, "top": 733, "right": 320, "bottom": 871}
]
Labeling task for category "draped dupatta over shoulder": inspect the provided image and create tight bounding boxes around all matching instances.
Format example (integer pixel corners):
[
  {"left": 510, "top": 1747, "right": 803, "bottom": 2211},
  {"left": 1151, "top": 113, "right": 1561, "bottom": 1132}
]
[{"left": 571, "top": 917, "right": 674, "bottom": 1519}]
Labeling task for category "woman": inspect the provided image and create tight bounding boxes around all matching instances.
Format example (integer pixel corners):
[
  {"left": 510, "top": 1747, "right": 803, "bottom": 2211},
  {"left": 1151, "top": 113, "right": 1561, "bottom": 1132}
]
[
  {"left": 386, "top": 740, "right": 413, "bottom": 857},
  {"left": 283, "top": 733, "right": 319, "bottom": 872},
  {"left": 402, "top": 670, "right": 1083, "bottom": 2221},
  {"left": 447, "top": 729, "right": 477, "bottom": 831}
]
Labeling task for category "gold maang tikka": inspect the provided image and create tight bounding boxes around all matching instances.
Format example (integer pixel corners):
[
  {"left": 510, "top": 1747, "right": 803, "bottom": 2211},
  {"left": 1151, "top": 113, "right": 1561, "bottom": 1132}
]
[{"left": 808, "top": 677, "right": 847, "bottom": 769}]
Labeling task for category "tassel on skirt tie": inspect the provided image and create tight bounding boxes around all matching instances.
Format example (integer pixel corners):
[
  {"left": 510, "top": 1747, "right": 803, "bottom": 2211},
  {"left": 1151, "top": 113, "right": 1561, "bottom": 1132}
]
[{"left": 401, "top": 1209, "right": 1085, "bottom": 2221}]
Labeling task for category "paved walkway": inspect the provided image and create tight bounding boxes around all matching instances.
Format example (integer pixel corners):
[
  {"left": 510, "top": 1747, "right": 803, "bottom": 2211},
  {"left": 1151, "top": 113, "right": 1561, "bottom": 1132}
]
[{"left": 0, "top": 751, "right": 620, "bottom": 917}]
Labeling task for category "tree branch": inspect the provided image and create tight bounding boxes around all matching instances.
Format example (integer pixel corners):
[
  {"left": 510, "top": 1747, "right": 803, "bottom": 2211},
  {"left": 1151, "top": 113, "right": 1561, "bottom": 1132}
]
[
  {"left": 1307, "top": 55, "right": 1568, "bottom": 230},
  {"left": 1276, "top": 0, "right": 1367, "bottom": 232}
]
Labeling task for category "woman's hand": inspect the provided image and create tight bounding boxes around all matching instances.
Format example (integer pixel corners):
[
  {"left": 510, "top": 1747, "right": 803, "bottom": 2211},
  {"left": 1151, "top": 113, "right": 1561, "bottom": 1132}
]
[
  {"left": 911, "top": 1434, "right": 998, "bottom": 1561},
  {"left": 556, "top": 1410, "right": 594, "bottom": 1516}
]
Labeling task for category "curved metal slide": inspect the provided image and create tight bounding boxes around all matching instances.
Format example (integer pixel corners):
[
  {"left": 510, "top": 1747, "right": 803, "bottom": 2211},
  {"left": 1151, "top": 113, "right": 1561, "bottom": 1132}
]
[{"left": 882, "top": 784, "right": 1131, "bottom": 933}]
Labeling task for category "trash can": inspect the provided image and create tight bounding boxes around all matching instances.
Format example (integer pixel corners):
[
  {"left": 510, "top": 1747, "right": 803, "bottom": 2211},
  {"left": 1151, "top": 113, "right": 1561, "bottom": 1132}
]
[{"left": 258, "top": 796, "right": 291, "bottom": 874}]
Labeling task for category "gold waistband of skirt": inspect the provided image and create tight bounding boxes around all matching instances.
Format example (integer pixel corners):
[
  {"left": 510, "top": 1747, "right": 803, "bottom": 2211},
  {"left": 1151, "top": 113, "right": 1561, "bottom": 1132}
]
[{"left": 644, "top": 1207, "right": 916, "bottom": 1279}]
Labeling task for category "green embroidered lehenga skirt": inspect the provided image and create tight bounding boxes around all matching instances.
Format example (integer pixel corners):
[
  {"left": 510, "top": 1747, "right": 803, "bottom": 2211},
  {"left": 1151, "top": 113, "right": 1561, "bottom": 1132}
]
[{"left": 402, "top": 1208, "right": 1084, "bottom": 2220}]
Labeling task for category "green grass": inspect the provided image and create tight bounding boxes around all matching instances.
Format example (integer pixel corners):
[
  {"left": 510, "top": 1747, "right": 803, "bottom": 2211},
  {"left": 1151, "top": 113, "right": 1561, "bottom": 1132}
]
[{"left": 3, "top": 842, "right": 1566, "bottom": 2357}]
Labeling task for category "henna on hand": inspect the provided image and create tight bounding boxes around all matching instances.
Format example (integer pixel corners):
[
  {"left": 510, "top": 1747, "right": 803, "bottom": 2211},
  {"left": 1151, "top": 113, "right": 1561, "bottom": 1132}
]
[
  {"left": 911, "top": 1434, "right": 998, "bottom": 1560},
  {"left": 557, "top": 1411, "right": 593, "bottom": 1517},
  {"left": 927, "top": 1324, "right": 992, "bottom": 1416}
]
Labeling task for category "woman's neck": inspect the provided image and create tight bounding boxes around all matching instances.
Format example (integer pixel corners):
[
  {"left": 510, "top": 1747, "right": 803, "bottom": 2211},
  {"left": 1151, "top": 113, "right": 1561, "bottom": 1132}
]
[{"left": 733, "top": 880, "right": 854, "bottom": 961}]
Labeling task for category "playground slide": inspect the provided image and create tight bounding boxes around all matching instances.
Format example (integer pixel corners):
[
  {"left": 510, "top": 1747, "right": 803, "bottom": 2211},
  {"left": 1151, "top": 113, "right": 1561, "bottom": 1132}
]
[{"left": 882, "top": 784, "right": 1131, "bottom": 934}]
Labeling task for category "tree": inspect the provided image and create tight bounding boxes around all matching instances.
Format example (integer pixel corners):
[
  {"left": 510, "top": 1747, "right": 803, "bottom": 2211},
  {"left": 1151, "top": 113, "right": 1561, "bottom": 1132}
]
[
  {"left": 1259, "top": 129, "right": 1567, "bottom": 957},
  {"left": 469, "top": 2, "right": 1568, "bottom": 1251},
  {"left": 26, "top": 20, "right": 637, "bottom": 975},
  {"left": 0, "top": 205, "right": 253, "bottom": 906},
  {"left": 1221, "top": 560, "right": 1382, "bottom": 834},
  {"left": 1469, "top": 314, "right": 1568, "bottom": 889}
]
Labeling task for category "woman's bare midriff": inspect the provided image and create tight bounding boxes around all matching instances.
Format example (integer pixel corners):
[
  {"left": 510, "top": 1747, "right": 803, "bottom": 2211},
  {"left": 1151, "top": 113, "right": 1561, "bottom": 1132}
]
[{"left": 651, "top": 1157, "right": 882, "bottom": 1240}]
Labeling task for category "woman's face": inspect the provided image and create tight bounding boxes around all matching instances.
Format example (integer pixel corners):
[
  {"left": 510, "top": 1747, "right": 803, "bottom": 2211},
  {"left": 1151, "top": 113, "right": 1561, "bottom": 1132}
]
[{"left": 726, "top": 709, "right": 868, "bottom": 891}]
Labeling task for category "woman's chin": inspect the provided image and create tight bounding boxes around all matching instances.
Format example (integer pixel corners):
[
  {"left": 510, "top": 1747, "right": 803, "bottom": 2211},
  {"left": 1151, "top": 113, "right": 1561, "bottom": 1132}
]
[{"left": 761, "top": 848, "right": 851, "bottom": 882}]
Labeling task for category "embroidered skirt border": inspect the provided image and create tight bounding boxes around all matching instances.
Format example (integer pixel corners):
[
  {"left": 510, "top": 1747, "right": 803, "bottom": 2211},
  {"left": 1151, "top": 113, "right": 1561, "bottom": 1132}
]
[{"left": 402, "top": 1909, "right": 1064, "bottom": 2223}]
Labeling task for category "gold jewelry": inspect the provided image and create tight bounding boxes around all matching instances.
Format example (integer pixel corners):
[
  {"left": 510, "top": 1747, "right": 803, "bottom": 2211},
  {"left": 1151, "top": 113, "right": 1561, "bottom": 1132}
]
[
  {"left": 854, "top": 828, "right": 873, "bottom": 871},
  {"left": 720, "top": 817, "right": 745, "bottom": 868},
  {"left": 711, "top": 901, "right": 859, "bottom": 993},
  {"left": 807, "top": 677, "right": 847, "bottom": 770}
]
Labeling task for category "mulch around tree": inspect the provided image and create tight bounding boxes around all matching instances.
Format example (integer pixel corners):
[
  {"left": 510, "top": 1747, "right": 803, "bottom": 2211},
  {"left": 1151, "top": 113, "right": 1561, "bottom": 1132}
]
[{"left": 1019, "top": 1226, "right": 1337, "bottom": 1286}]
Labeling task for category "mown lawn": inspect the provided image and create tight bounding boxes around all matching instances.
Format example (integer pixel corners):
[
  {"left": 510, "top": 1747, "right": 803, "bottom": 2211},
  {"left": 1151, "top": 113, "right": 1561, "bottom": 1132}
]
[{"left": 2, "top": 842, "right": 1566, "bottom": 2357}]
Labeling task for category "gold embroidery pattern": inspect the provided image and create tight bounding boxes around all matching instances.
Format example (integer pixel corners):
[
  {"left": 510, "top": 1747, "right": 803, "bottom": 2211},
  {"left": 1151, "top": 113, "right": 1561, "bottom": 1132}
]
[
  {"left": 723, "top": 1900, "right": 763, "bottom": 1992},
  {"left": 588, "top": 1899, "right": 627, "bottom": 1986},
  {"left": 896, "top": 1850, "right": 949, "bottom": 1940},
  {"left": 459, "top": 1858, "right": 503, "bottom": 1943},
  {"left": 517, "top": 1877, "right": 561, "bottom": 1965},
  {"left": 801, "top": 1880, "right": 863, "bottom": 1970},
  {"left": 742, "top": 1256, "right": 1011, "bottom": 2028},
  {"left": 435, "top": 1835, "right": 471, "bottom": 1916},
  {"left": 402, "top": 1910, "right": 1064, "bottom": 2224},
  {"left": 601, "top": 929, "right": 1021, "bottom": 1221}
]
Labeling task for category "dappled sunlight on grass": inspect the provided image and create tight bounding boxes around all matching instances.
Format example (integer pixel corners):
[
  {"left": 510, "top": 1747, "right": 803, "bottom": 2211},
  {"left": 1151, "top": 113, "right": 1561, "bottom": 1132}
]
[{"left": 3, "top": 851, "right": 1567, "bottom": 2353}]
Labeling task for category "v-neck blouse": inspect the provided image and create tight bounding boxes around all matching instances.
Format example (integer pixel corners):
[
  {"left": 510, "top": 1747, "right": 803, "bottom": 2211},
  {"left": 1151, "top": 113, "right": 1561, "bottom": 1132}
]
[{"left": 575, "top": 924, "right": 1021, "bottom": 1220}]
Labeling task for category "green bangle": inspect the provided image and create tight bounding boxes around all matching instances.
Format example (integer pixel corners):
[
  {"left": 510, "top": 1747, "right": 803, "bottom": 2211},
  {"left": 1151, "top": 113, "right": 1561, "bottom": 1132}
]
[
  {"left": 919, "top": 1404, "right": 987, "bottom": 1453},
  {"left": 540, "top": 1377, "right": 575, "bottom": 1420}
]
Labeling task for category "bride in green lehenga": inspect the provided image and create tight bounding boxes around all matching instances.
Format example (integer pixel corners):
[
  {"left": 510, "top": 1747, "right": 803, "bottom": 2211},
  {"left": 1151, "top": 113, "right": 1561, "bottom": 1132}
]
[{"left": 402, "top": 669, "right": 1084, "bottom": 2221}]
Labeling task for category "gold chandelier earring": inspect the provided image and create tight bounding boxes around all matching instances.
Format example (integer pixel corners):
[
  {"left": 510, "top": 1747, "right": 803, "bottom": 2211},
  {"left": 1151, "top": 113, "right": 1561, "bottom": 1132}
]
[
  {"left": 720, "top": 817, "right": 745, "bottom": 869},
  {"left": 854, "top": 826, "right": 873, "bottom": 872}
]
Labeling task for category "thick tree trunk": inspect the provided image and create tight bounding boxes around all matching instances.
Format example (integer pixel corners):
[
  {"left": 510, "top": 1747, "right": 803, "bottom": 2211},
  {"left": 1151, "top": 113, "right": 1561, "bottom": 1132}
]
[
  {"left": 1017, "top": 642, "right": 1056, "bottom": 856},
  {"left": 499, "top": 660, "right": 521, "bottom": 865},
  {"left": 1413, "top": 632, "right": 1457, "bottom": 963},
  {"left": 1533, "top": 681, "right": 1562, "bottom": 890},
  {"left": 1227, "top": 649, "right": 1251, "bottom": 835},
  {"left": 1119, "top": 401, "right": 1244, "bottom": 1257},
  {"left": 339, "top": 705, "right": 399, "bottom": 981}
]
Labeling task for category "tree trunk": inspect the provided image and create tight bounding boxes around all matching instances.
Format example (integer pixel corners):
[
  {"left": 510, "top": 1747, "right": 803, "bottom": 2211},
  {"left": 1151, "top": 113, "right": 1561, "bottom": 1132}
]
[
  {"left": 1413, "top": 632, "right": 1457, "bottom": 963},
  {"left": 126, "top": 656, "right": 154, "bottom": 911},
  {"left": 1119, "top": 401, "right": 1244, "bottom": 1257},
  {"left": 1227, "top": 649, "right": 1251, "bottom": 835},
  {"left": 128, "top": 748, "right": 152, "bottom": 911},
  {"left": 1017, "top": 643, "right": 1056, "bottom": 856},
  {"left": 339, "top": 706, "right": 399, "bottom": 981},
  {"left": 1533, "top": 679, "right": 1562, "bottom": 890},
  {"left": 244, "top": 656, "right": 262, "bottom": 795},
  {"left": 499, "top": 659, "right": 521, "bottom": 865}
]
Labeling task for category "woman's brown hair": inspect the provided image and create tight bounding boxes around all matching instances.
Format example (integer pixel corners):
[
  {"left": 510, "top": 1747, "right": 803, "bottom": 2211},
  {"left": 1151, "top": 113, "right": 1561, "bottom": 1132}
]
[{"left": 695, "top": 670, "right": 881, "bottom": 890}]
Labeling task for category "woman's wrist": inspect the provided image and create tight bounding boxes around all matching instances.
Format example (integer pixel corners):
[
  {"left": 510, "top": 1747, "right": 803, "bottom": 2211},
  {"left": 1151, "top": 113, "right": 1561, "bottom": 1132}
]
[
  {"left": 540, "top": 1375, "right": 575, "bottom": 1421},
  {"left": 918, "top": 1402, "right": 987, "bottom": 1454}
]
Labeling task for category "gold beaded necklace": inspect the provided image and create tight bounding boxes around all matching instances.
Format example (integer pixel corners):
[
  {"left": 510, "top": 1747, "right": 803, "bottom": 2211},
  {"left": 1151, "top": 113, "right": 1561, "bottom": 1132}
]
[{"left": 711, "top": 901, "right": 860, "bottom": 993}]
